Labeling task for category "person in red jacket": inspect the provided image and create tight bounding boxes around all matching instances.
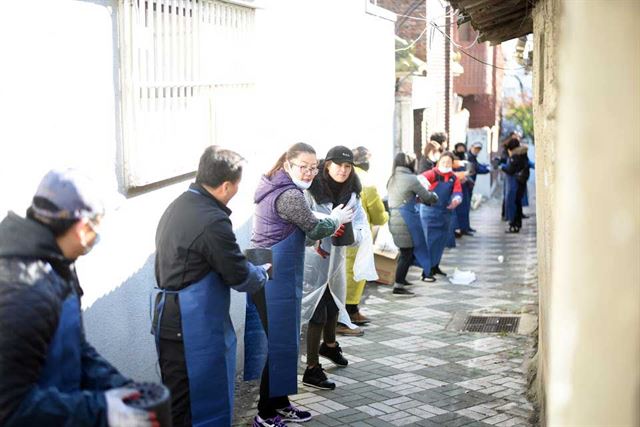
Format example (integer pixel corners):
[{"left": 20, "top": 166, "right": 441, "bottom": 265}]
[{"left": 418, "top": 153, "right": 462, "bottom": 279}]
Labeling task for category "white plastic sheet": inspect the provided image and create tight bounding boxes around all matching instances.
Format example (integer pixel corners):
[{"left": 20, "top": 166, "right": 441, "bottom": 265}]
[
  {"left": 300, "top": 191, "right": 370, "bottom": 330},
  {"left": 448, "top": 268, "right": 477, "bottom": 285}
]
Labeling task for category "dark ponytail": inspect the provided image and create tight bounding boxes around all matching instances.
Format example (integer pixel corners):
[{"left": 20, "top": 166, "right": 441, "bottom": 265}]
[
  {"left": 265, "top": 142, "right": 316, "bottom": 178},
  {"left": 387, "top": 152, "right": 417, "bottom": 189}
]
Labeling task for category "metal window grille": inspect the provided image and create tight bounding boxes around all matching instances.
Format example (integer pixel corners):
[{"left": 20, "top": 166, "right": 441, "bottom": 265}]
[{"left": 119, "top": 0, "right": 256, "bottom": 188}]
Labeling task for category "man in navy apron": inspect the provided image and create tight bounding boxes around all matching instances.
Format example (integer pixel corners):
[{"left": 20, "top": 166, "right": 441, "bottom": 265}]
[
  {"left": 0, "top": 169, "right": 155, "bottom": 427},
  {"left": 153, "top": 146, "right": 269, "bottom": 427}
]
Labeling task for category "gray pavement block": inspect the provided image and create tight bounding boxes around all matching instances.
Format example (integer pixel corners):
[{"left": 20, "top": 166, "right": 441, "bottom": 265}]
[{"left": 250, "top": 198, "right": 538, "bottom": 427}]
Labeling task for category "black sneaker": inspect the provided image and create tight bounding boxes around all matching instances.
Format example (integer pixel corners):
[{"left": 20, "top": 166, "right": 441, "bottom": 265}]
[
  {"left": 420, "top": 274, "right": 436, "bottom": 283},
  {"left": 276, "top": 405, "right": 312, "bottom": 423},
  {"left": 392, "top": 287, "right": 415, "bottom": 297},
  {"left": 432, "top": 265, "right": 447, "bottom": 276},
  {"left": 302, "top": 364, "right": 335, "bottom": 390},
  {"left": 253, "top": 415, "right": 287, "bottom": 427},
  {"left": 319, "top": 342, "right": 348, "bottom": 367}
]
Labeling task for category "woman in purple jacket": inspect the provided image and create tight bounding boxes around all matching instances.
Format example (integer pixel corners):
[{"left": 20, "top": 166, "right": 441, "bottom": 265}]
[{"left": 245, "top": 143, "right": 353, "bottom": 427}]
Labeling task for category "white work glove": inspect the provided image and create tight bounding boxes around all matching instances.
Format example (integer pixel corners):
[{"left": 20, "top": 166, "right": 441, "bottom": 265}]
[
  {"left": 259, "top": 263, "right": 272, "bottom": 278},
  {"left": 259, "top": 263, "right": 272, "bottom": 272},
  {"left": 105, "top": 388, "right": 156, "bottom": 427},
  {"left": 330, "top": 204, "right": 354, "bottom": 226}
]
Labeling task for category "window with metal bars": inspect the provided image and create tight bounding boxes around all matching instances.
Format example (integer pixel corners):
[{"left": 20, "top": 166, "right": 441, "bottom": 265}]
[{"left": 118, "top": 0, "right": 256, "bottom": 189}]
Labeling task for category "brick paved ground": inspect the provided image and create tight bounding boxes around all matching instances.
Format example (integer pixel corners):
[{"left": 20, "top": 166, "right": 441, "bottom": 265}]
[{"left": 236, "top": 194, "right": 538, "bottom": 426}]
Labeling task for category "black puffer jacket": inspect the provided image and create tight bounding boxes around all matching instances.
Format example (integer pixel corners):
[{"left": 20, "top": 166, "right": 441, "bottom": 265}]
[
  {"left": 0, "top": 212, "right": 128, "bottom": 427},
  {"left": 502, "top": 145, "right": 530, "bottom": 184}
]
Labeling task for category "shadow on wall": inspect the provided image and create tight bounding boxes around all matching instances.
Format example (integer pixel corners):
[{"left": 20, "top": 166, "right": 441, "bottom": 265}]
[
  {"left": 82, "top": 215, "right": 256, "bottom": 383},
  {"left": 83, "top": 253, "right": 160, "bottom": 382}
]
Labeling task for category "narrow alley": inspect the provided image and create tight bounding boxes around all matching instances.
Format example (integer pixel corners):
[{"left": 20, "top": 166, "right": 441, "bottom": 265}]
[
  {"left": 239, "top": 191, "right": 538, "bottom": 426},
  {"left": 1, "top": 2, "right": 637, "bottom": 426}
]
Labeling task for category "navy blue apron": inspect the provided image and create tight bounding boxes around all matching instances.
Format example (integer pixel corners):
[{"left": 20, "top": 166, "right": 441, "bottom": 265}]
[
  {"left": 244, "top": 228, "right": 305, "bottom": 397},
  {"left": 155, "top": 272, "right": 236, "bottom": 427},
  {"left": 38, "top": 291, "right": 82, "bottom": 391},
  {"left": 456, "top": 181, "right": 472, "bottom": 233},
  {"left": 522, "top": 186, "right": 530, "bottom": 207},
  {"left": 447, "top": 209, "right": 457, "bottom": 249},
  {"left": 398, "top": 198, "right": 431, "bottom": 271},
  {"left": 422, "top": 175, "right": 455, "bottom": 269},
  {"left": 504, "top": 173, "right": 518, "bottom": 224}
]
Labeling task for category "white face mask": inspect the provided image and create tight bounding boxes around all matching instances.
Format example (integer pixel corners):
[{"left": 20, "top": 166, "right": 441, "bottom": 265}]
[
  {"left": 81, "top": 219, "right": 101, "bottom": 255},
  {"left": 439, "top": 167, "right": 452, "bottom": 174},
  {"left": 291, "top": 175, "right": 312, "bottom": 190}
]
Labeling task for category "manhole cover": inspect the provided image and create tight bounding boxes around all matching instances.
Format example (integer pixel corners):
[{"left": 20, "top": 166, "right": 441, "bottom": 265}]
[{"left": 463, "top": 316, "right": 520, "bottom": 333}]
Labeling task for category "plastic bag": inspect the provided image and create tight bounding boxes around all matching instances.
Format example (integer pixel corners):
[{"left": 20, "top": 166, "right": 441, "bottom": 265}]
[{"left": 353, "top": 229, "right": 378, "bottom": 282}]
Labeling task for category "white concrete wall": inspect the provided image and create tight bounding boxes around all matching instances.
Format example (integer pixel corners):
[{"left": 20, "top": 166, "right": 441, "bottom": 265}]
[
  {"left": 252, "top": 0, "right": 396, "bottom": 195},
  {"left": 0, "top": 0, "right": 395, "bottom": 381},
  {"left": 546, "top": 1, "right": 640, "bottom": 425}
]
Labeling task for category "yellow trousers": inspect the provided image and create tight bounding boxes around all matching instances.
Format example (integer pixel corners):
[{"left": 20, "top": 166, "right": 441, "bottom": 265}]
[{"left": 345, "top": 246, "right": 366, "bottom": 305}]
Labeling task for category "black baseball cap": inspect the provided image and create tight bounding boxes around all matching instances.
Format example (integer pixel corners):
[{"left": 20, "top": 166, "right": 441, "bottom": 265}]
[{"left": 325, "top": 146, "right": 354, "bottom": 165}]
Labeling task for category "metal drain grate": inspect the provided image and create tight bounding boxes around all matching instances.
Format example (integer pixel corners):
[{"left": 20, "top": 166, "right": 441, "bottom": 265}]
[{"left": 463, "top": 316, "right": 520, "bottom": 333}]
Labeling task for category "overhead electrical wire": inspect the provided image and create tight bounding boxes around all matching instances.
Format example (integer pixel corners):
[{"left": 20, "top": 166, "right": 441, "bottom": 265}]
[
  {"left": 393, "top": 3, "right": 526, "bottom": 71},
  {"left": 430, "top": 22, "right": 526, "bottom": 71}
]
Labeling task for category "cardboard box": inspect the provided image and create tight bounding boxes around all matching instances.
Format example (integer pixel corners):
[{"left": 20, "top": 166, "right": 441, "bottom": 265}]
[
  {"left": 372, "top": 224, "right": 399, "bottom": 285},
  {"left": 374, "top": 249, "right": 398, "bottom": 285}
]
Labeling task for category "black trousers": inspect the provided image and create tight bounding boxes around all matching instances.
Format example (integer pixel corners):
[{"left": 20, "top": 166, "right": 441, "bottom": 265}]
[
  {"left": 512, "top": 182, "right": 526, "bottom": 228},
  {"left": 395, "top": 247, "right": 414, "bottom": 283},
  {"left": 257, "top": 361, "right": 290, "bottom": 418},
  {"left": 158, "top": 338, "right": 192, "bottom": 427}
]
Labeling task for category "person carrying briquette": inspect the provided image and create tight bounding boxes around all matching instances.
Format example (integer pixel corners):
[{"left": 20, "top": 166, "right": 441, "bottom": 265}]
[
  {"left": 466, "top": 142, "right": 491, "bottom": 232},
  {"left": 417, "top": 140, "right": 442, "bottom": 174},
  {"left": 245, "top": 143, "right": 353, "bottom": 427},
  {"left": 0, "top": 169, "right": 156, "bottom": 427},
  {"left": 497, "top": 132, "right": 521, "bottom": 221},
  {"left": 430, "top": 131, "right": 449, "bottom": 153},
  {"left": 501, "top": 138, "right": 530, "bottom": 233},
  {"left": 387, "top": 152, "right": 439, "bottom": 291},
  {"left": 152, "top": 146, "right": 270, "bottom": 427},
  {"left": 301, "top": 146, "right": 371, "bottom": 390},
  {"left": 453, "top": 143, "right": 474, "bottom": 237},
  {"left": 418, "top": 152, "right": 463, "bottom": 280},
  {"left": 467, "top": 142, "right": 491, "bottom": 180},
  {"left": 342, "top": 146, "right": 388, "bottom": 330}
]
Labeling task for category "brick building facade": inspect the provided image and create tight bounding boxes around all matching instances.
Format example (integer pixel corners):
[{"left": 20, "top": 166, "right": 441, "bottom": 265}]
[{"left": 453, "top": 23, "right": 505, "bottom": 130}]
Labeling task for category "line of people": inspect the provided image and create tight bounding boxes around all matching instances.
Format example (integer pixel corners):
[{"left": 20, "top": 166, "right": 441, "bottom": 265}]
[
  {"left": 498, "top": 133, "right": 533, "bottom": 233},
  {"left": 0, "top": 135, "right": 531, "bottom": 427},
  {"left": 152, "top": 144, "right": 391, "bottom": 427},
  {"left": 388, "top": 132, "right": 493, "bottom": 295}
]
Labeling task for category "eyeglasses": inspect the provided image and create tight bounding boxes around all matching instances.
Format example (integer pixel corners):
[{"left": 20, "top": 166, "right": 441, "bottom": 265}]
[
  {"left": 289, "top": 162, "right": 319, "bottom": 176},
  {"left": 86, "top": 217, "right": 102, "bottom": 234}
]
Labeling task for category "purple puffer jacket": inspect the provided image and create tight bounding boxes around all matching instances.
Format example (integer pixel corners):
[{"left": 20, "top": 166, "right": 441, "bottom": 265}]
[{"left": 251, "top": 170, "right": 300, "bottom": 248}]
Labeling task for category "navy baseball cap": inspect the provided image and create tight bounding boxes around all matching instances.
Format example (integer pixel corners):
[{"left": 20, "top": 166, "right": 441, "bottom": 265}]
[{"left": 30, "top": 169, "right": 104, "bottom": 222}]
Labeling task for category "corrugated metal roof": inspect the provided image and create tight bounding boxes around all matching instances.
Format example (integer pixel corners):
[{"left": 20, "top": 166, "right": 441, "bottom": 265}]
[{"left": 449, "top": 0, "right": 536, "bottom": 43}]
